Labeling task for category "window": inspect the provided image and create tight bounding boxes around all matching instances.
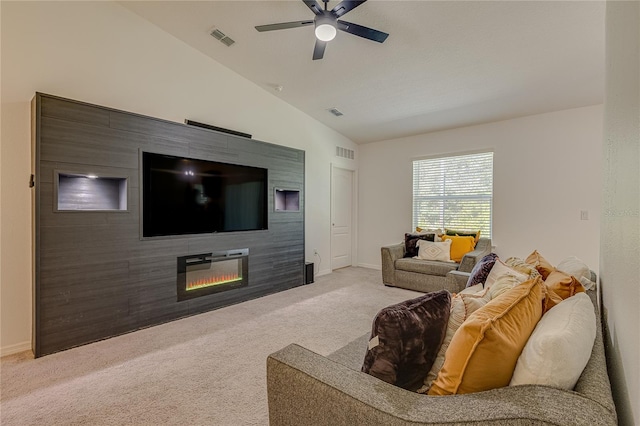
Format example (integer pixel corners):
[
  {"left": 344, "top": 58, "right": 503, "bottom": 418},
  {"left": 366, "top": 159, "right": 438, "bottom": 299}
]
[{"left": 412, "top": 151, "right": 493, "bottom": 238}]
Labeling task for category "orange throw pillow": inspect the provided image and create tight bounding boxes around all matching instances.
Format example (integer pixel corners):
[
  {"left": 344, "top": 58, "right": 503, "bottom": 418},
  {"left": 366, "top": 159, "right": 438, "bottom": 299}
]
[
  {"left": 525, "top": 250, "right": 554, "bottom": 279},
  {"left": 544, "top": 270, "right": 585, "bottom": 300},
  {"left": 441, "top": 235, "right": 476, "bottom": 263},
  {"left": 428, "top": 277, "right": 544, "bottom": 395},
  {"left": 542, "top": 286, "right": 564, "bottom": 313}
]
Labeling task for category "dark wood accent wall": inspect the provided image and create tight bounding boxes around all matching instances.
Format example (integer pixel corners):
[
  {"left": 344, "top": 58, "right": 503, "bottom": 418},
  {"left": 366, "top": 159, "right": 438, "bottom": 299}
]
[{"left": 32, "top": 93, "right": 305, "bottom": 357}]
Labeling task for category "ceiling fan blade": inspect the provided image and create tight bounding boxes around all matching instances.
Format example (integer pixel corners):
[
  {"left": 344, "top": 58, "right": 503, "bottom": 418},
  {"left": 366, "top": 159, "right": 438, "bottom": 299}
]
[
  {"left": 313, "top": 39, "right": 327, "bottom": 60},
  {"left": 255, "top": 20, "right": 314, "bottom": 32},
  {"left": 302, "top": 0, "right": 324, "bottom": 16},
  {"left": 337, "top": 20, "right": 389, "bottom": 43},
  {"left": 331, "top": 0, "right": 367, "bottom": 18}
]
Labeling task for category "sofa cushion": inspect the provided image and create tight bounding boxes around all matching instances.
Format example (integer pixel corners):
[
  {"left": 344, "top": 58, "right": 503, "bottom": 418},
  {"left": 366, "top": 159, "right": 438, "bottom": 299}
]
[
  {"left": 428, "top": 277, "right": 543, "bottom": 395},
  {"left": 395, "top": 258, "right": 459, "bottom": 277},
  {"left": 362, "top": 290, "right": 451, "bottom": 391},
  {"left": 404, "top": 232, "right": 436, "bottom": 258},
  {"left": 510, "top": 292, "right": 596, "bottom": 389},
  {"left": 525, "top": 250, "right": 555, "bottom": 279},
  {"left": 466, "top": 253, "right": 498, "bottom": 288},
  {"left": 545, "top": 270, "right": 585, "bottom": 300},
  {"left": 441, "top": 235, "right": 476, "bottom": 262},
  {"left": 416, "top": 239, "right": 453, "bottom": 262}
]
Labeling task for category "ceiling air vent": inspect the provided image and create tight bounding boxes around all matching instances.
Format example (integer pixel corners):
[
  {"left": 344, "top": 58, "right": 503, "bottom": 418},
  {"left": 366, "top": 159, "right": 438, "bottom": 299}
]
[
  {"left": 336, "top": 146, "right": 354, "bottom": 160},
  {"left": 211, "top": 29, "right": 235, "bottom": 47},
  {"left": 329, "top": 108, "right": 344, "bottom": 117}
]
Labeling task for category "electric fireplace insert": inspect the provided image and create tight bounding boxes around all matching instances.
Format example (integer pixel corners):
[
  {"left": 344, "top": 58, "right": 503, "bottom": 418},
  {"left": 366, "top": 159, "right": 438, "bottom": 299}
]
[{"left": 177, "top": 249, "right": 248, "bottom": 301}]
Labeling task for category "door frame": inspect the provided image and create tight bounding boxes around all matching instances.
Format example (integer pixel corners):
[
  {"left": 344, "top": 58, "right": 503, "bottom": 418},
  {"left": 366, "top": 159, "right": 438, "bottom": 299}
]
[{"left": 330, "top": 164, "right": 358, "bottom": 271}]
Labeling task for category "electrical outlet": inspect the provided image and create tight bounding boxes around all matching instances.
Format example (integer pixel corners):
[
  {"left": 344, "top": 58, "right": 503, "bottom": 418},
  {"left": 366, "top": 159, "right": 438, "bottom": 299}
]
[
  {"left": 314, "top": 249, "right": 318, "bottom": 255},
  {"left": 580, "top": 210, "right": 589, "bottom": 220}
]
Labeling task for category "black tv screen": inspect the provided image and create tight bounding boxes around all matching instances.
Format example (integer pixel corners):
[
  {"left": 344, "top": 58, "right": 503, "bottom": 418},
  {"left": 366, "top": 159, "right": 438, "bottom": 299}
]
[{"left": 142, "top": 152, "right": 268, "bottom": 237}]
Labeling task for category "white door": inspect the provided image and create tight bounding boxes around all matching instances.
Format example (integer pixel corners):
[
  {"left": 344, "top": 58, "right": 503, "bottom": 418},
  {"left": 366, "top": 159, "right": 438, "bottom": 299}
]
[{"left": 331, "top": 166, "right": 353, "bottom": 270}]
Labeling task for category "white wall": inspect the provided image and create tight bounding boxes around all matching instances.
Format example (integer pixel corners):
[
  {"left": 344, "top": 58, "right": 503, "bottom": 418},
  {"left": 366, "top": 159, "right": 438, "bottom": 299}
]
[
  {"left": 0, "top": 1, "right": 357, "bottom": 355},
  {"left": 601, "top": 1, "right": 639, "bottom": 425},
  {"left": 358, "top": 105, "right": 603, "bottom": 271}
]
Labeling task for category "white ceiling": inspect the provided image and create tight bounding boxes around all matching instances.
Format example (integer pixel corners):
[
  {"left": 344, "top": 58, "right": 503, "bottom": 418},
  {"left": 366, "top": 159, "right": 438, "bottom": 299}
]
[{"left": 121, "top": 1, "right": 605, "bottom": 144}]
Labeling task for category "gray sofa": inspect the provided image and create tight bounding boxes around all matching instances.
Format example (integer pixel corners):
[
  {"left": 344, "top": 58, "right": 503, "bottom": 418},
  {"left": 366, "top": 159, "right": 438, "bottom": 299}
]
[
  {"left": 381, "top": 238, "right": 492, "bottom": 293},
  {"left": 266, "top": 288, "right": 617, "bottom": 425}
]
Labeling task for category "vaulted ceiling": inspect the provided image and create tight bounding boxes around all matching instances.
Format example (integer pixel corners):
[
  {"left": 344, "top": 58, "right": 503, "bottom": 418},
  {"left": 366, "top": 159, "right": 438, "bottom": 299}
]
[{"left": 122, "top": 1, "right": 605, "bottom": 144}]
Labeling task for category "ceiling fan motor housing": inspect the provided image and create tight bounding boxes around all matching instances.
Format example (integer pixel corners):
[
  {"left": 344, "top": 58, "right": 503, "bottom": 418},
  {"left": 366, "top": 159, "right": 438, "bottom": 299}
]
[{"left": 314, "top": 13, "right": 337, "bottom": 41}]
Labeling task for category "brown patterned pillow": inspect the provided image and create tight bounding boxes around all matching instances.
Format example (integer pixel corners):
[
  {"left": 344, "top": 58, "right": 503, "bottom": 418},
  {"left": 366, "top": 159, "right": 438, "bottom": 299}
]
[
  {"left": 404, "top": 233, "right": 436, "bottom": 258},
  {"left": 504, "top": 257, "right": 541, "bottom": 279},
  {"left": 362, "top": 290, "right": 451, "bottom": 391}
]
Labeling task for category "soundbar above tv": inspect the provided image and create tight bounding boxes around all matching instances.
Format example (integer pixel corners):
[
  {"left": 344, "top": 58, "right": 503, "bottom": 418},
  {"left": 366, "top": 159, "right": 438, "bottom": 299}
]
[
  {"left": 142, "top": 152, "right": 268, "bottom": 237},
  {"left": 184, "top": 119, "right": 252, "bottom": 139}
]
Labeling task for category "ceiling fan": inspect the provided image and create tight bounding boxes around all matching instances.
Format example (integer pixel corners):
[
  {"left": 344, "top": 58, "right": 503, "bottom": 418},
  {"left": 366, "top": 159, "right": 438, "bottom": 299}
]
[{"left": 255, "top": 0, "right": 389, "bottom": 60}]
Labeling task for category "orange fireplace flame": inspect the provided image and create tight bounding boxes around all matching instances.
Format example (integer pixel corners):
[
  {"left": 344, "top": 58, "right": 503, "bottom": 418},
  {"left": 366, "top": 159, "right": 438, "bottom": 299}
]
[{"left": 186, "top": 273, "right": 241, "bottom": 291}]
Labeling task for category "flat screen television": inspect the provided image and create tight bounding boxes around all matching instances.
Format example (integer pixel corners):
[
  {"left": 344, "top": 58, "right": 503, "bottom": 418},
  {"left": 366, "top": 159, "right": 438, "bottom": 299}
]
[{"left": 142, "top": 152, "right": 268, "bottom": 237}]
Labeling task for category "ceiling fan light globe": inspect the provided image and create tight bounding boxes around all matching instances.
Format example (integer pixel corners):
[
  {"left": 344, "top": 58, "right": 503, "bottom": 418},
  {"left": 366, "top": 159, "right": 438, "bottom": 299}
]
[{"left": 315, "top": 23, "right": 337, "bottom": 41}]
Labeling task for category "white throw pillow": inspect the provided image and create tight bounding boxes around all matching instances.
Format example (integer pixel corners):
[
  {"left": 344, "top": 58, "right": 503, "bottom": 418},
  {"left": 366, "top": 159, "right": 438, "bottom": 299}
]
[
  {"left": 460, "top": 283, "right": 484, "bottom": 295},
  {"left": 557, "top": 256, "right": 595, "bottom": 290},
  {"left": 488, "top": 274, "right": 523, "bottom": 300},
  {"left": 509, "top": 292, "right": 596, "bottom": 389},
  {"left": 415, "top": 239, "right": 453, "bottom": 262},
  {"left": 484, "top": 259, "right": 529, "bottom": 289}
]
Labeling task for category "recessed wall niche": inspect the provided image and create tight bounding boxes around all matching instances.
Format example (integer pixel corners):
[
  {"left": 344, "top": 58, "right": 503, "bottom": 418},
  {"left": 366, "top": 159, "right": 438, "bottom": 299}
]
[
  {"left": 56, "top": 172, "right": 127, "bottom": 211},
  {"left": 274, "top": 188, "right": 300, "bottom": 212}
]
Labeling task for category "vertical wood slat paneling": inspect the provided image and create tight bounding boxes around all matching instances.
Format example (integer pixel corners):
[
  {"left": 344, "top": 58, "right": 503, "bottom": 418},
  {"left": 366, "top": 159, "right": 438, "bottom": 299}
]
[{"left": 33, "top": 93, "right": 305, "bottom": 356}]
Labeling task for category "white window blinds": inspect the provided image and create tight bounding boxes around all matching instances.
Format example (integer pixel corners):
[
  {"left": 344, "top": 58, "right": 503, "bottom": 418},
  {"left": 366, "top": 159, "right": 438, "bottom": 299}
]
[{"left": 412, "top": 151, "right": 493, "bottom": 237}]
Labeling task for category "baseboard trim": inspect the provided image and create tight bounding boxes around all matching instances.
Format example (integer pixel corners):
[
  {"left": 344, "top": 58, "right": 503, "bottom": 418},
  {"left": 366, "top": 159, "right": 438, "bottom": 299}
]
[
  {"left": 316, "top": 269, "right": 332, "bottom": 277},
  {"left": 357, "top": 263, "right": 381, "bottom": 270},
  {"left": 1, "top": 341, "right": 32, "bottom": 358}
]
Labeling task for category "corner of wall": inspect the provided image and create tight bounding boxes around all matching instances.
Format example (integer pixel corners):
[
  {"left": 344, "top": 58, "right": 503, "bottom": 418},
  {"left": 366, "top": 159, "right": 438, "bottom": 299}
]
[{"left": 1, "top": 341, "right": 32, "bottom": 358}]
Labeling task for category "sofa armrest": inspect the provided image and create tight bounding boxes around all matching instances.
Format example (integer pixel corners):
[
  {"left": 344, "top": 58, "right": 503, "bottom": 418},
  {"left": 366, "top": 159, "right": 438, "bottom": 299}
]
[
  {"left": 447, "top": 270, "right": 471, "bottom": 292},
  {"left": 458, "top": 238, "right": 492, "bottom": 273},
  {"left": 267, "top": 343, "right": 616, "bottom": 426},
  {"left": 381, "top": 243, "right": 404, "bottom": 285}
]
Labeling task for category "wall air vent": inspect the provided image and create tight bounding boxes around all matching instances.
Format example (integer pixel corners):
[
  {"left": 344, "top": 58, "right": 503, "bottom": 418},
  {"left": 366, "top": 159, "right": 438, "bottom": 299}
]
[
  {"left": 329, "top": 108, "right": 344, "bottom": 117},
  {"left": 336, "top": 146, "right": 355, "bottom": 160},
  {"left": 210, "top": 29, "right": 235, "bottom": 47}
]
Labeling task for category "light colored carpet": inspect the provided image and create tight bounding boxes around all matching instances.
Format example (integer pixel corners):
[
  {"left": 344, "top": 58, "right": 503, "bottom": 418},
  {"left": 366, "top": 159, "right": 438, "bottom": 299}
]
[{"left": 1, "top": 267, "right": 419, "bottom": 425}]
